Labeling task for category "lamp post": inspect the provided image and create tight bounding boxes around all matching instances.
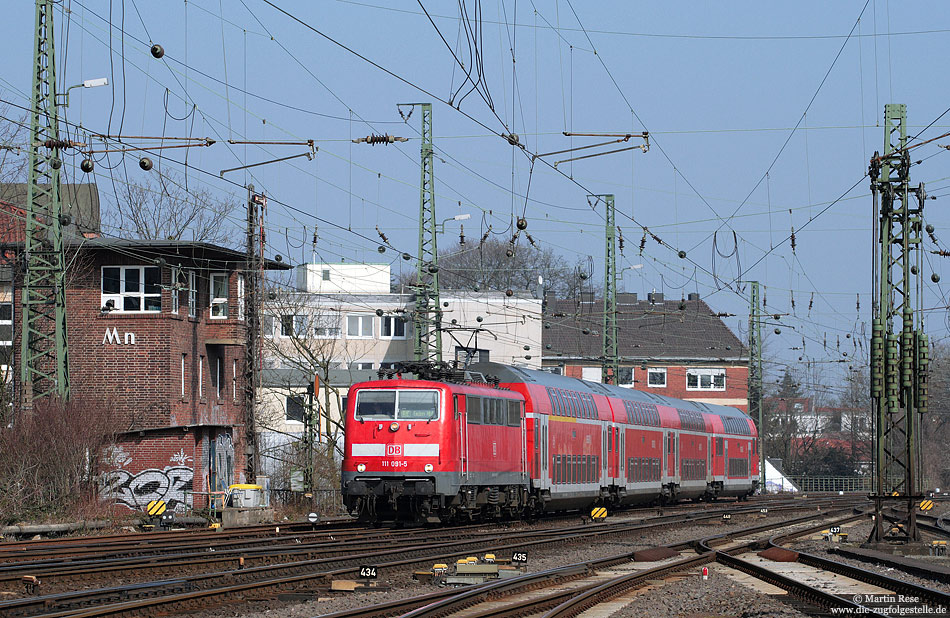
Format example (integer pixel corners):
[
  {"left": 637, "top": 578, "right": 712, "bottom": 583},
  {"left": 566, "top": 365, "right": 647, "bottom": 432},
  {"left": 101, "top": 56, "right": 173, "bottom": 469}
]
[{"left": 56, "top": 77, "right": 108, "bottom": 107}]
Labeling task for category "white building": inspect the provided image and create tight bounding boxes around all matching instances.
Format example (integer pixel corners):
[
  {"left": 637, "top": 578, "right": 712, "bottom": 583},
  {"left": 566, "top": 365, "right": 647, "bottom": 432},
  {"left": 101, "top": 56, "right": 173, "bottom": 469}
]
[{"left": 257, "top": 262, "right": 542, "bottom": 485}]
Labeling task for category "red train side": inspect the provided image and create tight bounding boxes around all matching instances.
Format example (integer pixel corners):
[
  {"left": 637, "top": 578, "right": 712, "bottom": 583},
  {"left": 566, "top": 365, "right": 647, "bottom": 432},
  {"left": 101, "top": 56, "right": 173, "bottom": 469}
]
[{"left": 342, "top": 362, "right": 758, "bottom": 523}]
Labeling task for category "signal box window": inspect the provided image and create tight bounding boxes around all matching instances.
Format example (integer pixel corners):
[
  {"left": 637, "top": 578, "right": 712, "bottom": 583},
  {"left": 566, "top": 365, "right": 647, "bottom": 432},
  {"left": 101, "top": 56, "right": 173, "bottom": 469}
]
[
  {"left": 102, "top": 266, "right": 161, "bottom": 312},
  {"left": 210, "top": 273, "right": 229, "bottom": 318},
  {"left": 686, "top": 368, "right": 726, "bottom": 391},
  {"left": 647, "top": 367, "right": 667, "bottom": 388}
]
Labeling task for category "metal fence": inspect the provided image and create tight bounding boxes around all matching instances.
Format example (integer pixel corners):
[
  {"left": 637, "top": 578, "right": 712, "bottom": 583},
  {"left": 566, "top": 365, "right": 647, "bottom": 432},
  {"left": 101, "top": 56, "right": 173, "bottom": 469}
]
[
  {"left": 269, "top": 488, "right": 345, "bottom": 515},
  {"left": 786, "top": 476, "right": 934, "bottom": 493}
]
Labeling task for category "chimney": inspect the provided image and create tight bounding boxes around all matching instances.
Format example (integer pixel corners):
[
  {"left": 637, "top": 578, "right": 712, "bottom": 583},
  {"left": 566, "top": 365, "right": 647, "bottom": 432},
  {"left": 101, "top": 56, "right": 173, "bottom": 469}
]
[
  {"left": 687, "top": 292, "right": 700, "bottom": 301},
  {"left": 647, "top": 292, "right": 664, "bottom": 304},
  {"left": 617, "top": 292, "right": 637, "bottom": 304}
]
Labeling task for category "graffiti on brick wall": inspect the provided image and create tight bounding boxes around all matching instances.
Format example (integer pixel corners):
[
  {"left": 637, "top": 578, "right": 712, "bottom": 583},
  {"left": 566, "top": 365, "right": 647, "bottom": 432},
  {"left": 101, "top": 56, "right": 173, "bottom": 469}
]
[{"left": 100, "top": 466, "right": 194, "bottom": 511}]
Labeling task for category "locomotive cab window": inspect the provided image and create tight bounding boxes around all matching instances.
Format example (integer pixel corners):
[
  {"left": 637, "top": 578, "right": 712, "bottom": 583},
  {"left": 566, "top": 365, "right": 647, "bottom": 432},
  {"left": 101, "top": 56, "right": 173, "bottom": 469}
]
[{"left": 354, "top": 390, "right": 440, "bottom": 421}]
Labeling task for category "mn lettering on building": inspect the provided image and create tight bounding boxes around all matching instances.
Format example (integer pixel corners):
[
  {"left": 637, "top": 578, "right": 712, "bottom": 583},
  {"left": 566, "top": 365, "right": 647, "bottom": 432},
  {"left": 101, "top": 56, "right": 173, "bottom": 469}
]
[{"left": 0, "top": 183, "right": 290, "bottom": 510}]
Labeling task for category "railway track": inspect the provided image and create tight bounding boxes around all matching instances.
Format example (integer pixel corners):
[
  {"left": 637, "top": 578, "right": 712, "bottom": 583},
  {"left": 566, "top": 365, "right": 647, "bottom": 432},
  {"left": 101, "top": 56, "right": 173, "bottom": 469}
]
[
  {"left": 314, "top": 507, "right": 948, "bottom": 618},
  {"left": 0, "top": 497, "right": 865, "bottom": 617}
]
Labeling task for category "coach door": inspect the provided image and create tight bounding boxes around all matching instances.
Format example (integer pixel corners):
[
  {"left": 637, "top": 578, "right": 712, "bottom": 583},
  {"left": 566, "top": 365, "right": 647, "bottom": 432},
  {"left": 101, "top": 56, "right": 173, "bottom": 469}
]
[
  {"left": 707, "top": 437, "right": 713, "bottom": 481},
  {"left": 455, "top": 395, "right": 468, "bottom": 481},
  {"left": 536, "top": 414, "right": 549, "bottom": 490},
  {"left": 666, "top": 431, "right": 676, "bottom": 478}
]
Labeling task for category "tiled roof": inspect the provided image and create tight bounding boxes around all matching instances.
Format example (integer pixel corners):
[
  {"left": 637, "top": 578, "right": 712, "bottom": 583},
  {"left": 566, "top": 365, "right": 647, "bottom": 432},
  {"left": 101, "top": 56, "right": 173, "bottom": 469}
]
[{"left": 542, "top": 296, "right": 747, "bottom": 363}]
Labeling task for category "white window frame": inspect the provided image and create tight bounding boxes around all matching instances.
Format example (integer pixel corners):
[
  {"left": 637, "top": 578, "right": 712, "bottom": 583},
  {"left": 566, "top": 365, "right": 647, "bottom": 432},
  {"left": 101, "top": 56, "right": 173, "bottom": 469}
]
[
  {"left": 215, "top": 355, "right": 222, "bottom": 400},
  {"left": 647, "top": 367, "right": 667, "bottom": 388},
  {"left": 198, "top": 355, "right": 204, "bottom": 399},
  {"left": 180, "top": 353, "right": 186, "bottom": 399},
  {"left": 616, "top": 366, "right": 634, "bottom": 388},
  {"left": 0, "top": 297, "right": 12, "bottom": 369},
  {"left": 286, "top": 394, "right": 306, "bottom": 424},
  {"left": 232, "top": 359, "right": 237, "bottom": 402},
  {"left": 210, "top": 272, "right": 229, "bottom": 319},
  {"left": 346, "top": 314, "right": 375, "bottom": 339},
  {"left": 171, "top": 266, "right": 180, "bottom": 314},
  {"left": 686, "top": 367, "right": 726, "bottom": 391},
  {"left": 352, "top": 362, "right": 375, "bottom": 370},
  {"left": 187, "top": 270, "right": 197, "bottom": 318},
  {"left": 279, "top": 315, "right": 296, "bottom": 338},
  {"left": 101, "top": 265, "right": 162, "bottom": 313},
  {"left": 262, "top": 314, "right": 276, "bottom": 338},
  {"left": 380, "top": 315, "right": 407, "bottom": 339},
  {"left": 237, "top": 274, "right": 245, "bottom": 321}
]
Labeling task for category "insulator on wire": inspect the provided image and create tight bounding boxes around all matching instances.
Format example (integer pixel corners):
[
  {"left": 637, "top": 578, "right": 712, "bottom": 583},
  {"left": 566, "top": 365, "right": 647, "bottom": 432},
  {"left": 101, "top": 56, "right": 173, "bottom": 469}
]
[
  {"left": 376, "top": 226, "right": 389, "bottom": 244},
  {"left": 459, "top": 225, "right": 466, "bottom": 246},
  {"left": 790, "top": 291, "right": 795, "bottom": 310},
  {"left": 808, "top": 293, "right": 814, "bottom": 313},
  {"left": 790, "top": 226, "right": 797, "bottom": 254},
  {"left": 618, "top": 232, "right": 625, "bottom": 254},
  {"left": 525, "top": 232, "right": 536, "bottom": 247},
  {"left": 856, "top": 294, "right": 860, "bottom": 312},
  {"left": 639, "top": 232, "right": 647, "bottom": 255},
  {"left": 353, "top": 134, "right": 408, "bottom": 145}
]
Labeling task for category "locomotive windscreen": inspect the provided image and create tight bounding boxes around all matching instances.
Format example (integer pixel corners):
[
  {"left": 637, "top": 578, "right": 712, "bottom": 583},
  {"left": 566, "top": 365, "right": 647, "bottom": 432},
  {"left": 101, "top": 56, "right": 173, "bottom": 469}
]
[{"left": 354, "top": 389, "right": 440, "bottom": 421}]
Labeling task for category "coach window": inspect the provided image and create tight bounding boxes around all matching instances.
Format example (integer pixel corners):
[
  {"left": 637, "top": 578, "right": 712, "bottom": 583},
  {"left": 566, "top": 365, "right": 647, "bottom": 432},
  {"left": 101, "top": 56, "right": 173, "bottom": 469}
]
[
  {"left": 647, "top": 367, "right": 667, "bottom": 387},
  {"left": 507, "top": 400, "right": 521, "bottom": 427},
  {"left": 466, "top": 396, "right": 482, "bottom": 424}
]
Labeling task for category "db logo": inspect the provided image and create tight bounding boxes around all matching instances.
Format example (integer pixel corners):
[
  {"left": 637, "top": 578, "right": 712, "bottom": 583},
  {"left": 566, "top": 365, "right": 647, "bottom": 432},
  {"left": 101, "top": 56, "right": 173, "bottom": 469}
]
[{"left": 386, "top": 444, "right": 403, "bottom": 456}]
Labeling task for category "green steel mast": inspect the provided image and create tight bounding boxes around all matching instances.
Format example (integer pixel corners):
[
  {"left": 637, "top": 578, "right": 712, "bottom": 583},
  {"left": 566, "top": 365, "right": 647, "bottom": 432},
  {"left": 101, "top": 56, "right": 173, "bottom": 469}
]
[
  {"left": 406, "top": 103, "right": 442, "bottom": 362},
  {"left": 747, "top": 281, "right": 764, "bottom": 491},
  {"left": 868, "top": 103, "right": 928, "bottom": 544},
  {"left": 21, "top": 0, "right": 70, "bottom": 406},
  {"left": 598, "top": 194, "right": 619, "bottom": 384}
]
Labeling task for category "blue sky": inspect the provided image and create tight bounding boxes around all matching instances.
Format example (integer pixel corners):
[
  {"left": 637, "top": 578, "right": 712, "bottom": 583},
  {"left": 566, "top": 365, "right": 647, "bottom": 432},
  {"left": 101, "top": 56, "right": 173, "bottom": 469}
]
[{"left": 1, "top": 1, "right": 949, "bottom": 386}]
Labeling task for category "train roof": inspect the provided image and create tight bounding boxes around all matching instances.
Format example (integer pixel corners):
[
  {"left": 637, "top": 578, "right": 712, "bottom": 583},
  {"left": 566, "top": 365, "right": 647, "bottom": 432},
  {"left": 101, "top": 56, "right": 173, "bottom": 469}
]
[{"left": 467, "top": 362, "right": 750, "bottom": 421}]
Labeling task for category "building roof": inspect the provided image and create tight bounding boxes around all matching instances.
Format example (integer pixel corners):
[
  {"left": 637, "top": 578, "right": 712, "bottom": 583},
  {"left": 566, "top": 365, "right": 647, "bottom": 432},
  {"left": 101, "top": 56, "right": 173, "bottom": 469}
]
[
  {"left": 542, "top": 295, "right": 747, "bottom": 363},
  {"left": 0, "top": 183, "right": 101, "bottom": 236},
  {"left": 262, "top": 367, "right": 377, "bottom": 388},
  {"left": 67, "top": 238, "right": 290, "bottom": 270}
]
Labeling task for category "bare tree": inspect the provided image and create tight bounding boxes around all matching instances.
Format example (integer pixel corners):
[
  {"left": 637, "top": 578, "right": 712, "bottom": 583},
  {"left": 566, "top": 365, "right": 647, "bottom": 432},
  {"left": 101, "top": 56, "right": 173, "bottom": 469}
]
[
  {"left": 258, "top": 287, "right": 379, "bottom": 491},
  {"left": 922, "top": 342, "right": 950, "bottom": 490},
  {"left": 394, "top": 237, "right": 595, "bottom": 297},
  {"left": 107, "top": 168, "right": 237, "bottom": 246}
]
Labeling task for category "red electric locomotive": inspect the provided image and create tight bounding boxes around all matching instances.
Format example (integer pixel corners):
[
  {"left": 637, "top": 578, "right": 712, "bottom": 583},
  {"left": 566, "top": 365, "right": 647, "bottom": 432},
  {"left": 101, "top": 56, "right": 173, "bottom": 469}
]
[{"left": 342, "top": 362, "right": 758, "bottom": 523}]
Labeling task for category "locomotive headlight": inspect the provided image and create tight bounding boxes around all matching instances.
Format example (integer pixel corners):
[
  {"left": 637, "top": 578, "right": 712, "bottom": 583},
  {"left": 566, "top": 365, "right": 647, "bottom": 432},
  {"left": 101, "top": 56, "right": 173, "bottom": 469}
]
[
  {"left": 389, "top": 422, "right": 399, "bottom": 432},
  {"left": 424, "top": 464, "right": 434, "bottom": 473},
  {"left": 356, "top": 463, "right": 366, "bottom": 473}
]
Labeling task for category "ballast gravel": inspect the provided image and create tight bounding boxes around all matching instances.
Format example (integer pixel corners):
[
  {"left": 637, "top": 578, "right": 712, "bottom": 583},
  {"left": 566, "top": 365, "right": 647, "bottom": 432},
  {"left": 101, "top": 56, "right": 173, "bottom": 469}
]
[{"left": 192, "top": 508, "right": 829, "bottom": 618}]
